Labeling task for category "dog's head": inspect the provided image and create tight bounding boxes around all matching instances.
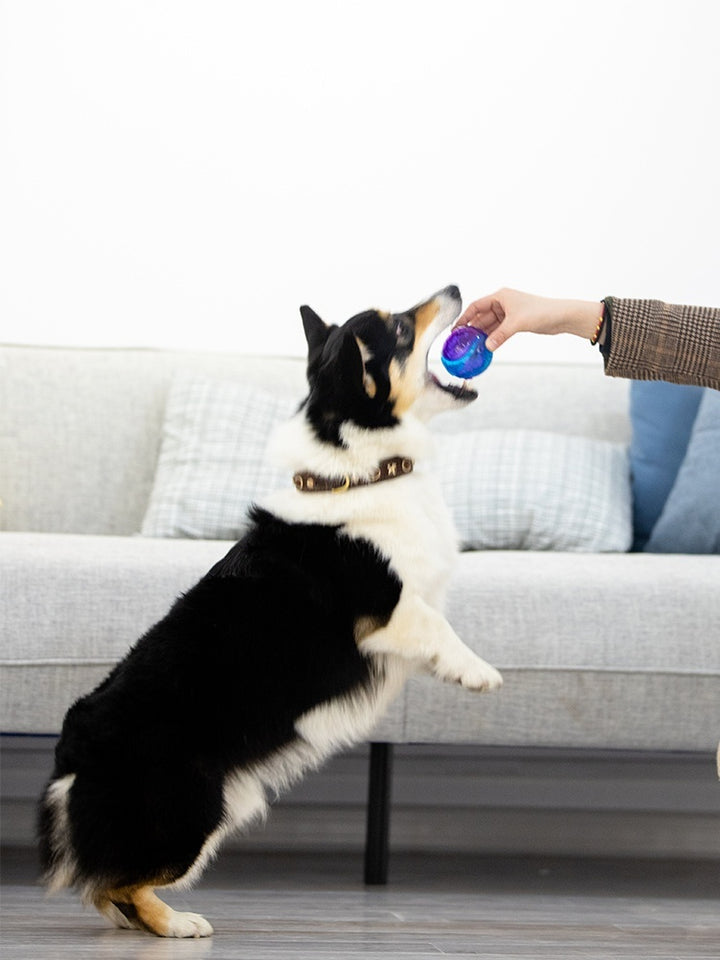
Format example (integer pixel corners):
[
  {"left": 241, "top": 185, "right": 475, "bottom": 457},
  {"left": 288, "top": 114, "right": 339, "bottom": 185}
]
[{"left": 300, "top": 286, "right": 477, "bottom": 446}]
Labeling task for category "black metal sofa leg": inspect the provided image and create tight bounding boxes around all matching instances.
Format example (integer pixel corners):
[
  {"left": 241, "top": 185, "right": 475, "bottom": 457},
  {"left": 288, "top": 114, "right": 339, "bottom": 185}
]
[{"left": 364, "top": 741, "right": 393, "bottom": 885}]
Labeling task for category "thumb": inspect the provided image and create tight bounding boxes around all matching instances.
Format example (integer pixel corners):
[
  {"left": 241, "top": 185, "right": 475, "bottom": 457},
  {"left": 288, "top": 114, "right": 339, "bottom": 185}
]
[{"left": 485, "top": 324, "right": 513, "bottom": 352}]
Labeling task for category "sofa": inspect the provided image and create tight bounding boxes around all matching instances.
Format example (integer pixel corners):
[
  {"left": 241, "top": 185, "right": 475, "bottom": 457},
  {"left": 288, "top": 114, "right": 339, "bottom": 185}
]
[{"left": 2, "top": 343, "right": 718, "bottom": 876}]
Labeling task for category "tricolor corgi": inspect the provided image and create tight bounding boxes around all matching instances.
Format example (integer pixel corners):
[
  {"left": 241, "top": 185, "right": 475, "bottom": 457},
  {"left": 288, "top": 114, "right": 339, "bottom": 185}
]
[{"left": 38, "top": 285, "right": 502, "bottom": 938}]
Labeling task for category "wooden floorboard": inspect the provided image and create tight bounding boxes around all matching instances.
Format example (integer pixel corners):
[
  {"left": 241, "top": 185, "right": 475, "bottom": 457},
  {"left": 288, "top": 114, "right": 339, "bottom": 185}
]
[{"left": 2, "top": 848, "right": 718, "bottom": 958}]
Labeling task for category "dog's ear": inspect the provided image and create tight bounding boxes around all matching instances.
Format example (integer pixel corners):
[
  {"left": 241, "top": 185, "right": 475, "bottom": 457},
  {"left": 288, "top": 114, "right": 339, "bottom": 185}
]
[
  {"left": 335, "top": 329, "right": 365, "bottom": 395},
  {"left": 300, "top": 305, "right": 330, "bottom": 362}
]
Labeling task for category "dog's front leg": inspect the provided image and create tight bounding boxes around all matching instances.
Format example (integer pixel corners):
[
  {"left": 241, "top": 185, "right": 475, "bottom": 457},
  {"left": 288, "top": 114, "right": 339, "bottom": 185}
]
[{"left": 359, "top": 592, "right": 502, "bottom": 692}]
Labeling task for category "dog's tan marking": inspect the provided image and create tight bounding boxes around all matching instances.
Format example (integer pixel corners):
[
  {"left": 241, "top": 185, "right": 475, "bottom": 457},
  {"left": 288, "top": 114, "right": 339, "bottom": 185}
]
[
  {"left": 389, "top": 350, "right": 426, "bottom": 416},
  {"left": 354, "top": 614, "right": 385, "bottom": 644},
  {"left": 130, "top": 887, "right": 175, "bottom": 936},
  {"left": 388, "top": 295, "right": 444, "bottom": 415},
  {"left": 413, "top": 298, "right": 441, "bottom": 335},
  {"left": 355, "top": 335, "right": 378, "bottom": 398}
]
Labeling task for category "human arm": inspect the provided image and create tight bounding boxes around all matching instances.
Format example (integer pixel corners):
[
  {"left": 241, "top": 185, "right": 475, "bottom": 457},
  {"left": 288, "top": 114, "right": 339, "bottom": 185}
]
[
  {"left": 457, "top": 289, "right": 603, "bottom": 351},
  {"left": 603, "top": 298, "right": 720, "bottom": 390},
  {"left": 457, "top": 289, "right": 720, "bottom": 389}
]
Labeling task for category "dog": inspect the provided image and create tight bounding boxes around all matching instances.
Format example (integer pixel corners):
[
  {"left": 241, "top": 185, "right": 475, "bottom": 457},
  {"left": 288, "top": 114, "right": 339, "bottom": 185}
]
[{"left": 38, "top": 285, "right": 503, "bottom": 938}]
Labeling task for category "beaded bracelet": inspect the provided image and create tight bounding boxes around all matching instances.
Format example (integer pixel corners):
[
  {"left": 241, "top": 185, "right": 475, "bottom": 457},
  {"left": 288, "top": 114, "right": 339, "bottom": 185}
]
[{"left": 590, "top": 303, "right": 606, "bottom": 346}]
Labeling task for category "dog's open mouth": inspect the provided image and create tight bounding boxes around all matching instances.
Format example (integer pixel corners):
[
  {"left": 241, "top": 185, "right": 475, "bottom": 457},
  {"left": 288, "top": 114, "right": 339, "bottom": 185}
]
[
  {"left": 426, "top": 369, "right": 478, "bottom": 402},
  {"left": 425, "top": 328, "right": 479, "bottom": 403},
  {"left": 419, "top": 292, "right": 479, "bottom": 405}
]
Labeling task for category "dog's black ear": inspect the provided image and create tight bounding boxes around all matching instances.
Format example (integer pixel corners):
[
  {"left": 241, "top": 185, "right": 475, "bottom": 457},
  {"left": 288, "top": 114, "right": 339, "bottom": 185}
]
[
  {"left": 300, "top": 305, "right": 330, "bottom": 360},
  {"left": 335, "top": 329, "right": 365, "bottom": 395}
]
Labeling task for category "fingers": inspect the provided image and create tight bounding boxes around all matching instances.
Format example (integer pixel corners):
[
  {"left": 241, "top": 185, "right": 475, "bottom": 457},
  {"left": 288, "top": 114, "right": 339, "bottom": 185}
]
[
  {"left": 456, "top": 290, "right": 513, "bottom": 351},
  {"left": 457, "top": 290, "right": 603, "bottom": 347},
  {"left": 456, "top": 295, "right": 505, "bottom": 331}
]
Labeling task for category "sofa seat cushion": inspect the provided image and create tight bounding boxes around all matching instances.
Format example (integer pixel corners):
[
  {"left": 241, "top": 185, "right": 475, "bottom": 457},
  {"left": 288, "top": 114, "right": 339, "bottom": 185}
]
[
  {"left": 408, "top": 551, "right": 720, "bottom": 752},
  {"left": 2, "top": 535, "right": 718, "bottom": 751}
]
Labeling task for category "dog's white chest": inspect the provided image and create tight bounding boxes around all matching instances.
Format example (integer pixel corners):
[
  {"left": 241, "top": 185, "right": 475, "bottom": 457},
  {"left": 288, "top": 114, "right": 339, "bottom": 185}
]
[
  {"left": 346, "top": 474, "right": 457, "bottom": 608},
  {"left": 267, "top": 469, "right": 458, "bottom": 611}
]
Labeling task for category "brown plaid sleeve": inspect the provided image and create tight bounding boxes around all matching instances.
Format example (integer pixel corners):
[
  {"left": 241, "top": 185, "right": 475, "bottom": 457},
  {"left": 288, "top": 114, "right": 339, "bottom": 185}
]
[{"left": 603, "top": 298, "right": 720, "bottom": 390}]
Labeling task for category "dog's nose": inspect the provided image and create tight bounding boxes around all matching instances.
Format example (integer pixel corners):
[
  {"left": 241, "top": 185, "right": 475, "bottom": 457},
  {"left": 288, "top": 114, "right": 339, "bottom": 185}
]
[{"left": 442, "top": 285, "right": 461, "bottom": 301}]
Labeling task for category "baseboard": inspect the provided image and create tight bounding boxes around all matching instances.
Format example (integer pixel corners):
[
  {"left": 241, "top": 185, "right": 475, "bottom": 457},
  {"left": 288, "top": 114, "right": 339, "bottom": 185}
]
[{"left": 3, "top": 736, "right": 718, "bottom": 859}]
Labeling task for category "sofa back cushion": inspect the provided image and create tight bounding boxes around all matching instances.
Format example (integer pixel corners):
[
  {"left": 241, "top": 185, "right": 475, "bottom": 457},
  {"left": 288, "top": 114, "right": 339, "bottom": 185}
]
[
  {"left": 0, "top": 345, "right": 630, "bottom": 535},
  {"left": 0, "top": 346, "right": 306, "bottom": 535}
]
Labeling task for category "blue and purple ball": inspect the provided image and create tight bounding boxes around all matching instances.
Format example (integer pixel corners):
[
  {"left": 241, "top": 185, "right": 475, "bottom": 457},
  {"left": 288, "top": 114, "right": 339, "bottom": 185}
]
[{"left": 441, "top": 326, "right": 493, "bottom": 379}]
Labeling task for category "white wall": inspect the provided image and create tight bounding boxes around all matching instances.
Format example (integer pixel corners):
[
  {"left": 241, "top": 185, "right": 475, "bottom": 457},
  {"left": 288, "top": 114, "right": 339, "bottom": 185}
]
[{"left": 1, "top": 0, "right": 718, "bottom": 362}]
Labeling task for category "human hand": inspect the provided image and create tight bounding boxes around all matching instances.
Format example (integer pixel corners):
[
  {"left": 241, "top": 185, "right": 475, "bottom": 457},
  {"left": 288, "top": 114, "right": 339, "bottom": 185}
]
[{"left": 456, "top": 288, "right": 603, "bottom": 351}]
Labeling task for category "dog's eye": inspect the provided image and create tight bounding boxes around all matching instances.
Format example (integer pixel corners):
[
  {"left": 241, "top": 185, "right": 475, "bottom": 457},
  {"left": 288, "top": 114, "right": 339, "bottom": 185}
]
[{"left": 395, "top": 318, "right": 413, "bottom": 346}]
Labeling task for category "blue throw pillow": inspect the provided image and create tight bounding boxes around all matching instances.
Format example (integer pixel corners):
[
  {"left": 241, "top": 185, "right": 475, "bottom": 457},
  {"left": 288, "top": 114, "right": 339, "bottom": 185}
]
[
  {"left": 645, "top": 389, "right": 720, "bottom": 554},
  {"left": 629, "top": 380, "right": 704, "bottom": 550}
]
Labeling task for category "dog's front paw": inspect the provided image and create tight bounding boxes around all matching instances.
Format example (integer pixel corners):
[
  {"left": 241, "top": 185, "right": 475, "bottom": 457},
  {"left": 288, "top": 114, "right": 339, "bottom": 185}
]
[{"left": 458, "top": 657, "right": 503, "bottom": 693}]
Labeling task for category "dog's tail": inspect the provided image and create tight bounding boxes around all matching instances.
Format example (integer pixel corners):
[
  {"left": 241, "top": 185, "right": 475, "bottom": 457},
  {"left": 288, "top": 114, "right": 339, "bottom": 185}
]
[{"left": 38, "top": 773, "right": 79, "bottom": 893}]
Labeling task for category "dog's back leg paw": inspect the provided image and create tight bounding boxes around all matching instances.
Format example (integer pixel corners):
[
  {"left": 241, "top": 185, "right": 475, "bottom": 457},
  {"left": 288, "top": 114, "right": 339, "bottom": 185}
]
[
  {"left": 162, "top": 910, "right": 214, "bottom": 938},
  {"left": 105, "top": 885, "right": 213, "bottom": 938}
]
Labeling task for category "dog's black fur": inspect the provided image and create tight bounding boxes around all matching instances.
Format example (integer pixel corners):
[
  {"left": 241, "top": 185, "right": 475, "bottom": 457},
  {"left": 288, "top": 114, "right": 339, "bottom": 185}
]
[{"left": 39, "top": 509, "right": 399, "bottom": 889}]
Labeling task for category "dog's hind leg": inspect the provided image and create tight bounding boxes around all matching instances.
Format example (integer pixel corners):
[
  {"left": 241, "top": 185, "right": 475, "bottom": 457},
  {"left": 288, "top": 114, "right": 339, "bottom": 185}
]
[
  {"left": 101, "top": 885, "right": 213, "bottom": 938},
  {"left": 359, "top": 591, "right": 502, "bottom": 692},
  {"left": 93, "top": 893, "right": 143, "bottom": 931}
]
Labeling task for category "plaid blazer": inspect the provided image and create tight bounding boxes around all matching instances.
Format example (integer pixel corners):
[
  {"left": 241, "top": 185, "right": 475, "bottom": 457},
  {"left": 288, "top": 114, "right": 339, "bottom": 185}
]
[{"left": 602, "top": 298, "right": 720, "bottom": 390}]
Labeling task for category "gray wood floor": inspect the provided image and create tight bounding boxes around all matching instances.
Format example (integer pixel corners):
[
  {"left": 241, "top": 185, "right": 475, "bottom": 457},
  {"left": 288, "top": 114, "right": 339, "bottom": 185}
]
[{"left": 2, "top": 848, "right": 718, "bottom": 959}]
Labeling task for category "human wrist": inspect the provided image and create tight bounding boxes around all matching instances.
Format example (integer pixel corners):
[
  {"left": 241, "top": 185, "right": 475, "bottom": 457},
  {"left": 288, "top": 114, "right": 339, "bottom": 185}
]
[{"left": 561, "top": 299, "right": 604, "bottom": 340}]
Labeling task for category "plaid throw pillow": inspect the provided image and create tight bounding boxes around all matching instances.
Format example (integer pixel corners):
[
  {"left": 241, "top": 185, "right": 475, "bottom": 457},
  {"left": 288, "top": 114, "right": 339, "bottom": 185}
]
[
  {"left": 141, "top": 376, "right": 299, "bottom": 539},
  {"left": 434, "top": 430, "right": 632, "bottom": 552},
  {"left": 142, "top": 377, "right": 632, "bottom": 552}
]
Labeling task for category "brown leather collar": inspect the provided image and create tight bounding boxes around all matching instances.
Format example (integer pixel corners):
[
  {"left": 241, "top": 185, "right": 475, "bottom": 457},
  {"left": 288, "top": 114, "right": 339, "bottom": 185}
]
[{"left": 293, "top": 456, "right": 414, "bottom": 493}]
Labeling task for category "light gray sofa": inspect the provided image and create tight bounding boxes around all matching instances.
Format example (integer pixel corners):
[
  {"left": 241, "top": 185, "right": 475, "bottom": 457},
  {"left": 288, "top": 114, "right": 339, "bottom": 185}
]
[{"left": 2, "top": 344, "right": 719, "bottom": 872}]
